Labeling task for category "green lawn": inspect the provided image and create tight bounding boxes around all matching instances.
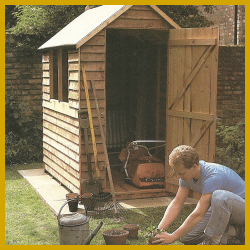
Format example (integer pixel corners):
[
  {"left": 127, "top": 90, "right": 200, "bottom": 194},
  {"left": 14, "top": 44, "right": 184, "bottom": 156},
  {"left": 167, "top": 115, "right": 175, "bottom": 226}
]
[
  {"left": 5, "top": 163, "right": 59, "bottom": 245},
  {"left": 5, "top": 163, "right": 195, "bottom": 245}
]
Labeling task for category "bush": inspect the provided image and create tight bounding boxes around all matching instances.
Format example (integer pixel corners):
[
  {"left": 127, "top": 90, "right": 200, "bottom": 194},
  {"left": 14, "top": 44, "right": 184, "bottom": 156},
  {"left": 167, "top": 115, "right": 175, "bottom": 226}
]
[
  {"left": 215, "top": 121, "right": 245, "bottom": 179},
  {"left": 5, "top": 90, "right": 43, "bottom": 165}
]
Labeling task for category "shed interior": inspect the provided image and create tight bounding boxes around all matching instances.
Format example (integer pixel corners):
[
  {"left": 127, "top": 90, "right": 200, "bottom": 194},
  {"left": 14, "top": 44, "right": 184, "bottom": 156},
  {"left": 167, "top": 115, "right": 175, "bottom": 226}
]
[
  {"left": 106, "top": 28, "right": 168, "bottom": 143},
  {"left": 105, "top": 28, "right": 169, "bottom": 196}
]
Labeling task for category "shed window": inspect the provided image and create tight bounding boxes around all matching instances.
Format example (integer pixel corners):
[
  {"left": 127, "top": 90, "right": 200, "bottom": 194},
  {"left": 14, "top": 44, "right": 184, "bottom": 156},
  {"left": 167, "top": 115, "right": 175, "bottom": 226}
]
[{"left": 49, "top": 49, "right": 68, "bottom": 102}]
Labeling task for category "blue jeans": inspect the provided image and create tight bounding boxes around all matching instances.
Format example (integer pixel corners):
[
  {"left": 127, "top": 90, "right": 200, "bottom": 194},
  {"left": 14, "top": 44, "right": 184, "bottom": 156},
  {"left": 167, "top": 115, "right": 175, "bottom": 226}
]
[{"left": 180, "top": 190, "right": 245, "bottom": 245}]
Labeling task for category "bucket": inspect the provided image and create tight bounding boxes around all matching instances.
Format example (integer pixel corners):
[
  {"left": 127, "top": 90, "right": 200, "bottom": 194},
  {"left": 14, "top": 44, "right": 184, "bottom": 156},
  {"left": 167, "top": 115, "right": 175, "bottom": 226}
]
[
  {"left": 58, "top": 200, "right": 90, "bottom": 245},
  {"left": 66, "top": 193, "right": 79, "bottom": 212}
]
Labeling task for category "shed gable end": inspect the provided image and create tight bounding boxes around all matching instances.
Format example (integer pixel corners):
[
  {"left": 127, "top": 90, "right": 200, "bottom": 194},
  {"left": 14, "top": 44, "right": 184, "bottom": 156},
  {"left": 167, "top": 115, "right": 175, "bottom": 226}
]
[{"left": 107, "top": 5, "right": 173, "bottom": 30}]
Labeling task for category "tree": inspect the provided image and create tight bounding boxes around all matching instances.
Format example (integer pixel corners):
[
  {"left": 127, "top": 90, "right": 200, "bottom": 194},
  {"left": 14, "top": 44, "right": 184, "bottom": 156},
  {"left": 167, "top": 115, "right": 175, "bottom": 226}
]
[
  {"left": 5, "top": 5, "right": 17, "bottom": 30},
  {"left": 8, "top": 5, "right": 89, "bottom": 36},
  {"left": 6, "top": 5, "right": 89, "bottom": 51},
  {"left": 158, "top": 5, "right": 213, "bottom": 28},
  {"left": 6, "top": 5, "right": 213, "bottom": 51}
]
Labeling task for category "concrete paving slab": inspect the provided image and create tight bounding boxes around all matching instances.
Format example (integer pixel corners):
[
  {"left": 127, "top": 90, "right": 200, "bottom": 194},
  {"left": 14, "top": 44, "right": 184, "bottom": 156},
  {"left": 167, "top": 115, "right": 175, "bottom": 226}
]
[
  {"left": 18, "top": 168, "right": 46, "bottom": 177},
  {"left": 36, "top": 185, "right": 68, "bottom": 202},
  {"left": 45, "top": 199, "right": 67, "bottom": 215},
  {"left": 18, "top": 168, "right": 198, "bottom": 216},
  {"left": 23, "top": 175, "right": 60, "bottom": 189}
]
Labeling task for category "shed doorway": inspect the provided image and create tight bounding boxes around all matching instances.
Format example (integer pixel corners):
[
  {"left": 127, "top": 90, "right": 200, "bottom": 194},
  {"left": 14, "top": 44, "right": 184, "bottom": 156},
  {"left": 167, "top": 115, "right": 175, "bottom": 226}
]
[
  {"left": 106, "top": 28, "right": 168, "bottom": 148},
  {"left": 105, "top": 29, "right": 168, "bottom": 198}
]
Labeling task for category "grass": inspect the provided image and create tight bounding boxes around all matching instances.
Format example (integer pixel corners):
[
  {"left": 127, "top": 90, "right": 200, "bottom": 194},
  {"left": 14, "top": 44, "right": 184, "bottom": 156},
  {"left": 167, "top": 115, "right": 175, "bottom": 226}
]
[
  {"left": 89, "top": 206, "right": 194, "bottom": 245},
  {"left": 5, "top": 163, "right": 58, "bottom": 245},
  {"left": 5, "top": 162, "right": 195, "bottom": 245}
]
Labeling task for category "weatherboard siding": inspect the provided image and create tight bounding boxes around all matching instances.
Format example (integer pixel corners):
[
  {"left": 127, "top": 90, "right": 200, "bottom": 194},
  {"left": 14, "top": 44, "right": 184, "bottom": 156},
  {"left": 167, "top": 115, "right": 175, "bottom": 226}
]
[
  {"left": 80, "top": 29, "right": 107, "bottom": 189},
  {"left": 107, "top": 5, "right": 172, "bottom": 30},
  {"left": 42, "top": 52, "right": 81, "bottom": 194}
]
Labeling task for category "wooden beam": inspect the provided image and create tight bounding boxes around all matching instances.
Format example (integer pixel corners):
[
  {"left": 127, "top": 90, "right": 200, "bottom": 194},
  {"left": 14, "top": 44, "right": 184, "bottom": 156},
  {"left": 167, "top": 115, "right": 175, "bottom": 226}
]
[
  {"left": 208, "top": 29, "right": 219, "bottom": 162},
  {"left": 130, "top": 32, "right": 145, "bottom": 43},
  {"left": 49, "top": 50, "right": 58, "bottom": 99},
  {"left": 150, "top": 5, "right": 181, "bottom": 29},
  {"left": 168, "top": 38, "right": 217, "bottom": 46},
  {"left": 168, "top": 110, "right": 215, "bottom": 121},
  {"left": 109, "top": 188, "right": 167, "bottom": 196},
  {"left": 190, "top": 119, "right": 214, "bottom": 148},
  {"left": 149, "top": 30, "right": 168, "bottom": 45},
  {"left": 156, "top": 47, "right": 161, "bottom": 139}
]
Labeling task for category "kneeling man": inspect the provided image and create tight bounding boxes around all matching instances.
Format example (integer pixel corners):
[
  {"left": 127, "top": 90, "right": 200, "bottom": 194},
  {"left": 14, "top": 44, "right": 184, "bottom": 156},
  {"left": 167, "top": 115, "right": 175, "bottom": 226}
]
[{"left": 155, "top": 145, "right": 245, "bottom": 245}]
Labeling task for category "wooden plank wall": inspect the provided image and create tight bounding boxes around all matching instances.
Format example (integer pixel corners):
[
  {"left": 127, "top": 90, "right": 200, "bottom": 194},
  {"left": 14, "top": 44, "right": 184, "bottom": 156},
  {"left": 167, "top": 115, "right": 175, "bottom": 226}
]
[
  {"left": 166, "top": 28, "right": 218, "bottom": 164},
  {"left": 42, "top": 50, "right": 81, "bottom": 193},
  {"left": 80, "top": 30, "right": 107, "bottom": 189},
  {"left": 165, "top": 28, "right": 219, "bottom": 197},
  {"left": 108, "top": 5, "right": 172, "bottom": 30}
]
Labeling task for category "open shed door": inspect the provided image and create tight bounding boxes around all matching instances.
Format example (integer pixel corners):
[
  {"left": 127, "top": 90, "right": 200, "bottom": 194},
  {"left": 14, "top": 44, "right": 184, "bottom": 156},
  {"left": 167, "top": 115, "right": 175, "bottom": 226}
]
[{"left": 165, "top": 27, "right": 219, "bottom": 193}]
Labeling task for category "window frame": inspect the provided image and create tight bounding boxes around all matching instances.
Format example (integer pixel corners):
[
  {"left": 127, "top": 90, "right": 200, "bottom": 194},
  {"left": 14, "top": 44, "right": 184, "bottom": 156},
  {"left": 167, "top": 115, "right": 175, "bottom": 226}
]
[{"left": 49, "top": 49, "right": 68, "bottom": 102}]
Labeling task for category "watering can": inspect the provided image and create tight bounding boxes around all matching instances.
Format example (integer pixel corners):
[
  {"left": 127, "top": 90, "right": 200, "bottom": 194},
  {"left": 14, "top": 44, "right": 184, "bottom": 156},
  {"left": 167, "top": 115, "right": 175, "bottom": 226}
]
[{"left": 57, "top": 199, "right": 103, "bottom": 245}]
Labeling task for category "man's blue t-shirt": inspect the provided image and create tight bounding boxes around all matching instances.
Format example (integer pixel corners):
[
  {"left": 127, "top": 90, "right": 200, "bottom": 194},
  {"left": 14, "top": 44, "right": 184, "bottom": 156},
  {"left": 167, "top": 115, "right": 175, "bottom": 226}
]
[{"left": 179, "top": 160, "right": 245, "bottom": 199}]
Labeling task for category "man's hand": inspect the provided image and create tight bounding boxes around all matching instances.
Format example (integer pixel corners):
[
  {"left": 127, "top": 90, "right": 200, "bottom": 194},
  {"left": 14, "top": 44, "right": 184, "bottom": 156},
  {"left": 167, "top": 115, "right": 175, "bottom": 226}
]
[
  {"left": 151, "top": 232, "right": 175, "bottom": 245},
  {"left": 154, "top": 193, "right": 212, "bottom": 244}
]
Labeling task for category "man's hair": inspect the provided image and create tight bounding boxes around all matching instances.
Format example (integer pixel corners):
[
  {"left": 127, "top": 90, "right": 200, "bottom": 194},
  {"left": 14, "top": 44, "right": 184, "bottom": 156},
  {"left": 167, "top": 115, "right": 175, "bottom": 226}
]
[{"left": 169, "top": 145, "right": 199, "bottom": 169}]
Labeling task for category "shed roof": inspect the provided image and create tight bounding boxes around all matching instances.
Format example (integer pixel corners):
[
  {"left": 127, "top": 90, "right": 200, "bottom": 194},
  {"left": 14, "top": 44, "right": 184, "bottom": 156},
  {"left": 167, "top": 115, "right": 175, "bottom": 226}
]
[{"left": 38, "top": 5, "right": 180, "bottom": 50}]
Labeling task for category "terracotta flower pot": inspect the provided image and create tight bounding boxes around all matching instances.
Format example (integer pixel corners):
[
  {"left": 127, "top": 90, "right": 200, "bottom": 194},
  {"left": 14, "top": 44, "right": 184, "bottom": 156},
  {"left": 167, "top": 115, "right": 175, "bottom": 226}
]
[
  {"left": 81, "top": 193, "right": 94, "bottom": 210},
  {"left": 102, "top": 229, "right": 129, "bottom": 245},
  {"left": 123, "top": 224, "right": 139, "bottom": 239},
  {"left": 66, "top": 193, "right": 79, "bottom": 212}
]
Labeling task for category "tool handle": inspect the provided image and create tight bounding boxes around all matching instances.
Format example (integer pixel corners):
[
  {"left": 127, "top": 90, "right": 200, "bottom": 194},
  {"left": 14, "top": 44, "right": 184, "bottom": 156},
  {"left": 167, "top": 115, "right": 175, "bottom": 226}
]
[
  {"left": 90, "top": 80, "right": 118, "bottom": 213},
  {"left": 82, "top": 222, "right": 103, "bottom": 245},
  {"left": 82, "top": 66, "right": 101, "bottom": 179}
]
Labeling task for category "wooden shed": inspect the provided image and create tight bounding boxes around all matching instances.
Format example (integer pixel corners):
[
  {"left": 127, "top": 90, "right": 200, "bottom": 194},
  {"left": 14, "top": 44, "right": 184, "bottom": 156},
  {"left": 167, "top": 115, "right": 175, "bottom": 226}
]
[{"left": 39, "top": 5, "right": 219, "bottom": 200}]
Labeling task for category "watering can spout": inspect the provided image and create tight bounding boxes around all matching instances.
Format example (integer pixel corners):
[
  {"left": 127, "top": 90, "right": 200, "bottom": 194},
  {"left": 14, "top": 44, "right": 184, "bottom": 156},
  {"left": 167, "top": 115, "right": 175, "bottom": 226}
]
[{"left": 82, "top": 222, "right": 103, "bottom": 245}]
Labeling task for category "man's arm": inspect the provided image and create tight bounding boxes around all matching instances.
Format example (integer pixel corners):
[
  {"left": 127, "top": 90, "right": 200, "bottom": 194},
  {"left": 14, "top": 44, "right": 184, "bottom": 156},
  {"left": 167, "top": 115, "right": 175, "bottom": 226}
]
[
  {"left": 157, "top": 186, "right": 190, "bottom": 230},
  {"left": 155, "top": 193, "right": 212, "bottom": 244}
]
